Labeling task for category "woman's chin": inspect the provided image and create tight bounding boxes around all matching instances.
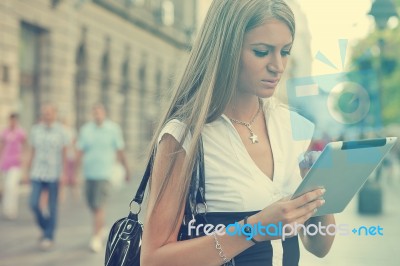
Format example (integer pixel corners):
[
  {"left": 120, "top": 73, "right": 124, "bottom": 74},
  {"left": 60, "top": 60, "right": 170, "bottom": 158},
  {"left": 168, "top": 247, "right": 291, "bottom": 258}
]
[{"left": 257, "top": 88, "right": 276, "bottom": 98}]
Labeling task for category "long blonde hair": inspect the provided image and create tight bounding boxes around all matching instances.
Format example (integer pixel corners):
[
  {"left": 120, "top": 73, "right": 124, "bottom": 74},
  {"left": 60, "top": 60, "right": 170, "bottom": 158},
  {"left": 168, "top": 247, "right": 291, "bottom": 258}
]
[{"left": 148, "top": 0, "right": 295, "bottom": 235}]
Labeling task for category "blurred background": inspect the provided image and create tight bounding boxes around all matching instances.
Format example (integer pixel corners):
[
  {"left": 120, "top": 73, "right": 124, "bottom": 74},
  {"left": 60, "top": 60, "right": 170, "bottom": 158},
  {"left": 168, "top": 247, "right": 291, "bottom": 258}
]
[{"left": 0, "top": 0, "right": 399, "bottom": 265}]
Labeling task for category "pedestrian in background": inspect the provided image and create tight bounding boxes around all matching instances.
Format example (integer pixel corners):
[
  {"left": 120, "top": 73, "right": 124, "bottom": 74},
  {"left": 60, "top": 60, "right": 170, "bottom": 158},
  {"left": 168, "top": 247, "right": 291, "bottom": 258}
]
[
  {"left": 26, "top": 103, "right": 69, "bottom": 251},
  {"left": 0, "top": 113, "right": 26, "bottom": 220},
  {"left": 77, "top": 103, "right": 130, "bottom": 253},
  {"left": 59, "top": 115, "right": 79, "bottom": 202}
]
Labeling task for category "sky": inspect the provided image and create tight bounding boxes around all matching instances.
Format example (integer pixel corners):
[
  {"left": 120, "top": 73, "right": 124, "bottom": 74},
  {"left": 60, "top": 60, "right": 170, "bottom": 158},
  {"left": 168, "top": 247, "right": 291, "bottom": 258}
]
[{"left": 300, "top": 0, "right": 373, "bottom": 75}]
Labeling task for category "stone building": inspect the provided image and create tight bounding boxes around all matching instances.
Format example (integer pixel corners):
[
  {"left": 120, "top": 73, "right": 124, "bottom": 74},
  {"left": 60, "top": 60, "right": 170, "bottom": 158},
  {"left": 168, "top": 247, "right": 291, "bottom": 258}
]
[
  {"left": 0, "top": 0, "right": 313, "bottom": 162},
  {"left": 0, "top": 0, "right": 197, "bottom": 161}
]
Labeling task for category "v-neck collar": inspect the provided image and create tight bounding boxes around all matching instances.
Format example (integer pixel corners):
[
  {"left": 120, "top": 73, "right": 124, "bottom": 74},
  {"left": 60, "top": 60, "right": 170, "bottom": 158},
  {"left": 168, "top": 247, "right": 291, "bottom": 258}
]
[{"left": 220, "top": 98, "right": 282, "bottom": 185}]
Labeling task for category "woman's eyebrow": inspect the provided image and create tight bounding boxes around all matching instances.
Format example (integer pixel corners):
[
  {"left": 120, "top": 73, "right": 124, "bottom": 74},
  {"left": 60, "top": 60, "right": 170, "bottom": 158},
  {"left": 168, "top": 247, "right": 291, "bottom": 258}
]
[{"left": 250, "top": 42, "right": 293, "bottom": 49}]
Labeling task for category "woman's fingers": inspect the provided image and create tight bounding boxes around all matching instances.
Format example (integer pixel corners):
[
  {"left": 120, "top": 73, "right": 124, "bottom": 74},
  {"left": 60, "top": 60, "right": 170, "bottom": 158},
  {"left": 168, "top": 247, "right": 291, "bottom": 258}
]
[
  {"left": 296, "top": 202, "right": 323, "bottom": 224},
  {"left": 276, "top": 190, "right": 325, "bottom": 224},
  {"left": 264, "top": 189, "right": 325, "bottom": 227},
  {"left": 296, "top": 198, "right": 325, "bottom": 222},
  {"left": 280, "top": 198, "right": 324, "bottom": 223},
  {"left": 291, "top": 188, "right": 325, "bottom": 208}
]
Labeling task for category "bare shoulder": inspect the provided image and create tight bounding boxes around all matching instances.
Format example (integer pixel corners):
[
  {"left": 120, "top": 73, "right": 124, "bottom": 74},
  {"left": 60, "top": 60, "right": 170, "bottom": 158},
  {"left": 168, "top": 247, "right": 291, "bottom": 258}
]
[{"left": 151, "top": 133, "right": 187, "bottom": 190}]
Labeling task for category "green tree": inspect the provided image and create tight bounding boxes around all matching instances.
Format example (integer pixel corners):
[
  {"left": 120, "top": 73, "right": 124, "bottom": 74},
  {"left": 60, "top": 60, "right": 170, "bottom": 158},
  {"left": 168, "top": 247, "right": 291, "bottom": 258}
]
[{"left": 350, "top": 0, "right": 400, "bottom": 125}]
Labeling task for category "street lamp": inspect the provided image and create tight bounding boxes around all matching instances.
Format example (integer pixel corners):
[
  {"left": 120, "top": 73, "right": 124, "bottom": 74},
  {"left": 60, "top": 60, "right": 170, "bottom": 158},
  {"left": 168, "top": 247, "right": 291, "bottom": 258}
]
[
  {"left": 368, "top": 0, "right": 399, "bottom": 30},
  {"left": 358, "top": 0, "right": 399, "bottom": 215}
]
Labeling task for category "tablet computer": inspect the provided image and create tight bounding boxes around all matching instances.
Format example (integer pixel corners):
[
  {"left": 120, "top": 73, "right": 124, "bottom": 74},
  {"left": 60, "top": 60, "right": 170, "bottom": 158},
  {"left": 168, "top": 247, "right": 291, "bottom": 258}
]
[{"left": 291, "top": 137, "right": 398, "bottom": 217}]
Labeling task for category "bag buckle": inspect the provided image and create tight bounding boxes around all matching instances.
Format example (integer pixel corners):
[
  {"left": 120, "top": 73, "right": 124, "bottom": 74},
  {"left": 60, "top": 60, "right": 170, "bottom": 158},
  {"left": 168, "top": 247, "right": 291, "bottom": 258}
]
[
  {"left": 129, "top": 200, "right": 141, "bottom": 215},
  {"left": 195, "top": 202, "right": 208, "bottom": 215}
]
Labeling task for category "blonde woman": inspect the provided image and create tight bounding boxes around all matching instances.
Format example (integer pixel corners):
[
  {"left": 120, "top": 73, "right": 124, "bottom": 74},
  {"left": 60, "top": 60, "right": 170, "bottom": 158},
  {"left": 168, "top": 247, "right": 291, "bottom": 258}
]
[{"left": 141, "top": 1, "right": 335, "bottom": 265}]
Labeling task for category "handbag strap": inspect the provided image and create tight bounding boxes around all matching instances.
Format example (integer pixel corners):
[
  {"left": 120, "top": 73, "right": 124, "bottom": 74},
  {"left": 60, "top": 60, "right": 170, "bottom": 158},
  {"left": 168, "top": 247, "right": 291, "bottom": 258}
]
[
  {"left": 184, "top": 137, "right": 206, "bottom": 221},
  {"left": 130, "top": 137, "right": 206, "bottom": 216},
  {"left": 132, "top": 151, "right": 154, "bottom": 205}
]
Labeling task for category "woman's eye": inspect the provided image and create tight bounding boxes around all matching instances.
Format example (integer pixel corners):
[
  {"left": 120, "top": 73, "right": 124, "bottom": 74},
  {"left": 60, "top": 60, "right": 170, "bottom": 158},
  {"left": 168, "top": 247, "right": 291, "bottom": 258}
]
[
  {"left": 281, "top": 50, "right": 291, "bottom": 57},
  {"left": 254, "top": 50, "right": 269, "bottom": 57}
]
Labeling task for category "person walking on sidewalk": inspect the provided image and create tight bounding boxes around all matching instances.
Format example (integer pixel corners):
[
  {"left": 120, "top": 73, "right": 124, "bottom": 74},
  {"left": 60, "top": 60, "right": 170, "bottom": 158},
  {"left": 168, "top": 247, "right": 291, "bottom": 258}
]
[
  {"left": 77, "top": 103, "right": 130, "bottom": 253},
  {"left": 26, "top": 104, "right": 69, "bottom": 250},
  {"left": 59, "top": 116, "right": 79, "bottom": 202},
  {"left": 0, "top": 113, "right": 26, "bottom": 220}
]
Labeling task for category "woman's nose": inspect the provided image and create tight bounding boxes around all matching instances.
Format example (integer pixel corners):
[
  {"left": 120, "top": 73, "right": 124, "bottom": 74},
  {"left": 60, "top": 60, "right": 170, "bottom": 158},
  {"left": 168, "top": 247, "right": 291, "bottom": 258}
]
[{"left": 267, "top": 55, "right": 285, "bottom": 74}]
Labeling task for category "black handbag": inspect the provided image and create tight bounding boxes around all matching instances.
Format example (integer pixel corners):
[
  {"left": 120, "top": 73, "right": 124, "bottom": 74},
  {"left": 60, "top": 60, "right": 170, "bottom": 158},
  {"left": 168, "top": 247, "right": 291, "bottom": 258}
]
[
  {"left": 105, "top": 139, "right": 232, "bottom": 266},
  {"left": 103, "top": 150, "right": 153, "bottom": 266}
]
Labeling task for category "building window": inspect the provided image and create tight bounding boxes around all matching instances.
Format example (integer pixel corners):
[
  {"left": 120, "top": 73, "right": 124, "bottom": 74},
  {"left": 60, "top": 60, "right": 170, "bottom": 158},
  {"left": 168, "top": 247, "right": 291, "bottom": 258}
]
[
  {"left": 75, "top": 27, "right": 88, "bottom": 130},
  {"left": 1, "top": 65, "right": 10, "bottom": 84},
  {"left": 19, "top": 22, "right": 47, "bottom": 129},
  {"left": 172, "top": 0, "right": 183, "bottom": 27},
  {"left": 120, "top": 47, "right": 131, "bottom": 144},
  {"left": 101, "top": 37, "right": 111, "bottom": 111},
  {"left": 138, "top": 56, "right": 148, "bottom": 148},
  {"left": 139, "top": 62, "right": 146, "bottom": 101}
]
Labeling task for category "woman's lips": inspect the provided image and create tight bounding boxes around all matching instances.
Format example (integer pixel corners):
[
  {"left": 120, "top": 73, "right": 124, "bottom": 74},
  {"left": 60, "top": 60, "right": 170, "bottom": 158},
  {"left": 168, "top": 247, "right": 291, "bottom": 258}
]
[{"left": 261, "top": 79, "right": 279, "bottom": 88}]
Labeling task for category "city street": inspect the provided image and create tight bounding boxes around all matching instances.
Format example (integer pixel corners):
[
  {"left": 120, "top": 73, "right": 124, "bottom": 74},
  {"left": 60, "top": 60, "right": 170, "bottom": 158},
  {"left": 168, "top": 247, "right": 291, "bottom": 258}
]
[
  {"left": 1, "top": 173, "right": 400, "bottom": 266},
  {"left": 1, "top": 1, "right": 400, "bottom": 266},
  {"left": 300, "top": 180, "right": 400, "bottom": 266},
  {"left": 0, "top": 174, "right": 143, "bottom": 266}
]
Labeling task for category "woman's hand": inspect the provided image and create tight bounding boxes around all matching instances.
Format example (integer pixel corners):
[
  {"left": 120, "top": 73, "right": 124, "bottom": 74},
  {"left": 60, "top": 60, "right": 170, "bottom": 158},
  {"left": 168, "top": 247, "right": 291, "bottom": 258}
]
[
  {"left": 250, "top": 188, "right": 326, "bottom": 241},
  {"left": 299, "top": 151, "right": 322, "bottom": 178}
]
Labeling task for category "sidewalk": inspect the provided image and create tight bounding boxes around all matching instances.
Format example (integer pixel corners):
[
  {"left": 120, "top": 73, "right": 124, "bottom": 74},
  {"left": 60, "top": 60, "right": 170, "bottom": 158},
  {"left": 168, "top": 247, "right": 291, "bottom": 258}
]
[
  {"left": 1, "top": 177, "right": 399, "bottom": 266},
  {"left": 0, "top": 180, "right": 140, "bottom": 266},
  {"left": 300, "top": 183, "right": 400, "bottom": 266}
]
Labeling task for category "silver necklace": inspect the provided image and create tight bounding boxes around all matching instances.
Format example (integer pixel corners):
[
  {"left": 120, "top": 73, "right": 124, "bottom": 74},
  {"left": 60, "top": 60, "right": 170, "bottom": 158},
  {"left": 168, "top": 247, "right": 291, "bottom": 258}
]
[{"left": 229, "top": 99, "right": 262, "bottom": 144}]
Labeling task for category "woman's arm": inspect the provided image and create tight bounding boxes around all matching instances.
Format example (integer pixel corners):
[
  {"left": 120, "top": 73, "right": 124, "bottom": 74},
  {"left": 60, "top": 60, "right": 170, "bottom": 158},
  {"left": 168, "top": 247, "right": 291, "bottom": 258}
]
[
  {"left": 300, "top": 214, "right": 336, "bottom": 258},
  {"left": 0, "top": 139, "right": 4, "bottom": 157},
  {"left": 141, "top": 134, "right": 326, "bottom": 266},
  {"left": 140, "top": 134, "right": 253, "bottom": 266},
  {"left": 116, "top": 150, "right": 130, "bottom": 182},
  {"left": 22, "top": 146, "right": 34, "bottom": 183}
]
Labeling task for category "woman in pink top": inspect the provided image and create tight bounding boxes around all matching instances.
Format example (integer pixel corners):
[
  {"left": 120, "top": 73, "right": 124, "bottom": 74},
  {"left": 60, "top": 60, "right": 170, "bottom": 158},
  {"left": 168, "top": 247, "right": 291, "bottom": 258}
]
[{"left": 0, "top": 113, "right": 26, "bottom": 219}]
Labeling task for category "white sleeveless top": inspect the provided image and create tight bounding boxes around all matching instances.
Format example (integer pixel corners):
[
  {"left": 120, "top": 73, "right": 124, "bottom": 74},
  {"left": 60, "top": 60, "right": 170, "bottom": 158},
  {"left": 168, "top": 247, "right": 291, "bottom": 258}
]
[{"left": 158, "top": 98, "right": 314, "bottom": 213}]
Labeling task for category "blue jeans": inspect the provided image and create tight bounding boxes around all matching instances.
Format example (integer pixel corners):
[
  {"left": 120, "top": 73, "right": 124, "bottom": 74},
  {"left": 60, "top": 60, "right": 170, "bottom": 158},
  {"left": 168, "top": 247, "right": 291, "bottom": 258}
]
[{"left": 29, "top": 180, "right": 59, "bottom": 240}]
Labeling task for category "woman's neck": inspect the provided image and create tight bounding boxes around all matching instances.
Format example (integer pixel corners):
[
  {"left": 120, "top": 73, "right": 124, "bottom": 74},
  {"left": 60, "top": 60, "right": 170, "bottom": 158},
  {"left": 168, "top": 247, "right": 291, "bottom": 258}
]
[{"left": 224, "top": 94, "right": 261, "bottom": 122}]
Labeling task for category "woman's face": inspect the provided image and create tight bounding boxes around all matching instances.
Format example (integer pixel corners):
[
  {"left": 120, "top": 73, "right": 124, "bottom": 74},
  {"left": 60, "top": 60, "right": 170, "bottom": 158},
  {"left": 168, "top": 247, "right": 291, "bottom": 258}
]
[{"left": 237, "top": 19, "right": 293, "bottom": 98}]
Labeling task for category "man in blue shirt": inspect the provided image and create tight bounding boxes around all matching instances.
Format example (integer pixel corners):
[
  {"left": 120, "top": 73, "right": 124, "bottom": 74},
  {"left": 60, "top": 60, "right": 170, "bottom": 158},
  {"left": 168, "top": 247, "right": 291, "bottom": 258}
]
[
  {"left": 27, "top": 104, "right": 69, "bottom": 250},
  {"left": 77, "top": 103, "right": 130, "bottom": 252}
]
